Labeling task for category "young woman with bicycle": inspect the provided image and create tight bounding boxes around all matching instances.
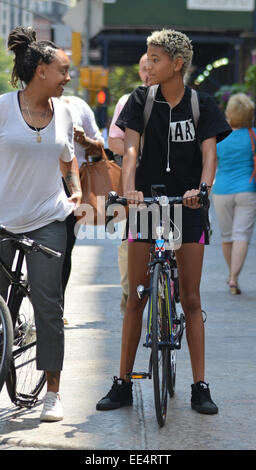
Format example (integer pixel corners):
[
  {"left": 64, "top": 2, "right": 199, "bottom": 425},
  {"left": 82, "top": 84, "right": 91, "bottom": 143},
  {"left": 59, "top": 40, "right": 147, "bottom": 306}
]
[
  {"left": 96, "top": 29, "right": 231, "bottom": 415},
  {"left": 0, "top": 26, "right": 81, "bottom": 421}
]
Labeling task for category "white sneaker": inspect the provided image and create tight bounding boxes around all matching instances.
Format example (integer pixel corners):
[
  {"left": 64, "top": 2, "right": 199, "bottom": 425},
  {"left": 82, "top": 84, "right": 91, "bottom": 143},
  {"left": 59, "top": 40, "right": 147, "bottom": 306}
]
[{"left": 40, "top": 392, "right": 63, "bottom": 422}]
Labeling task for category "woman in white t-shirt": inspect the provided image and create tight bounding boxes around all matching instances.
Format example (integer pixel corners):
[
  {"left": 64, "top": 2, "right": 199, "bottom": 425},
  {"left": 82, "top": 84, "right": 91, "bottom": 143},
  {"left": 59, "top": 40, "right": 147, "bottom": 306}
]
[{"left": 0, "top": 26, "right": 82, "bottom": 422}]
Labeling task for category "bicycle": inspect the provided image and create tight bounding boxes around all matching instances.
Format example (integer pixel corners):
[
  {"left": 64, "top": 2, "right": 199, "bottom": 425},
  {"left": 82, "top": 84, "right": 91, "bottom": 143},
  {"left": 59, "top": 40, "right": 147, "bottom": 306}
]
[
  {"left": 105, "top": 182, "right": 210, "bottom": 427},
  {"left": 0, "top": 225, "right": 61, "bottom": 408}
]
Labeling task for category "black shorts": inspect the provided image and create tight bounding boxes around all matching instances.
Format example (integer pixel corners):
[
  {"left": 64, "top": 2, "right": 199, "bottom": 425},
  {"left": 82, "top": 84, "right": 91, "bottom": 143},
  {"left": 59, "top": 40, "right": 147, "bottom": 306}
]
[{"left": 123, "top": 205, "right": 209, "bottom": 246}]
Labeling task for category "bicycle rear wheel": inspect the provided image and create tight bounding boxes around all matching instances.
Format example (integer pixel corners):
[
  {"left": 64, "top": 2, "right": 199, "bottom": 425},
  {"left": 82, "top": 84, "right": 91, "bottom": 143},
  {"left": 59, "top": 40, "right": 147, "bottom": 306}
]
[
  {"left": 6, "top": 290, "right": 46, "bottom": 408},
  {"left": 151, "top": 262, "right": 170, "bottom": 427},
  {"left": 0, "top": 296, "right": 13, "bottom": 394}
]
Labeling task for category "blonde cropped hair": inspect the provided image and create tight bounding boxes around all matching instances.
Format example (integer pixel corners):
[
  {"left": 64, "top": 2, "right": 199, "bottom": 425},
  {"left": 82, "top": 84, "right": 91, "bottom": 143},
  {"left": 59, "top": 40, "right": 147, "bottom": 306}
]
[
  {"left": 147, "top": 29, "right": 193, "bottom": 76},
  {"left": 225, "top": 93, "right": 255, "bottom": 128}
]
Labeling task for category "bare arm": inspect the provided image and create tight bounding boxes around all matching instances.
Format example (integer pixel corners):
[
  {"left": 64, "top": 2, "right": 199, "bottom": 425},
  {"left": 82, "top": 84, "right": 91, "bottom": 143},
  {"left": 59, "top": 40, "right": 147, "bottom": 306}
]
[
  {"left": 183, "top": 136, "right": 217, "bottom": 207},
  {"left": 122, "top": 128, "right": 140, "bottom": 197},
  {"left": 108, "top": 136, "right": 125, "bottom": 156},
  {"left": 59, "top": 156, "right": 82, "bottom": 210},
  {"left": 200, "top": 136, "right": 217, "bottom": 191},
  {"left": 74, "top": 128, "right": 103, "bottom": 156}
]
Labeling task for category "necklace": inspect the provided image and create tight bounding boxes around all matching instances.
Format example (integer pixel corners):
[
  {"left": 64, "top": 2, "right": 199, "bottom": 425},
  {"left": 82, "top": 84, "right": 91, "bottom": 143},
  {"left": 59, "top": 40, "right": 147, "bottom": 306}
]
[{"left": 21, "top": 92, "right": 49, "bottom": 143}]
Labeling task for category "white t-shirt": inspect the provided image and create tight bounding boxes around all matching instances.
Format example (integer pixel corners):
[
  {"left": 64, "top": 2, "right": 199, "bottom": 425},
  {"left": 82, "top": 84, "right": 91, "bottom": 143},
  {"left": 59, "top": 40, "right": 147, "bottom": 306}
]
[
  {"left": 0, "top": 91, "right": 75, "bottom": 233},
  {"left": 63, "top": 96, "right": 104, "bottom": 167}
]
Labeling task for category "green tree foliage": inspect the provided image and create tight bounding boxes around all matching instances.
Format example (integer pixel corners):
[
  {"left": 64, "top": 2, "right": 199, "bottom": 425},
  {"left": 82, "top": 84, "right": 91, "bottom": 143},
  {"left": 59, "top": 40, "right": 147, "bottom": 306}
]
[
  {"left": 108, "top": 64, "right": 141, "bottom": 117},
  {"left": 214, "top": 64, "right": 256, "bottom": 111},
  {"left": 244, "top": 64, "right": 256, "bottom": 99},
  {"left": 0, "top": 38, "right": 14, "bottom": 95},
  {"left": 214, "top": 83, "right": 246, "bottom": 111}
]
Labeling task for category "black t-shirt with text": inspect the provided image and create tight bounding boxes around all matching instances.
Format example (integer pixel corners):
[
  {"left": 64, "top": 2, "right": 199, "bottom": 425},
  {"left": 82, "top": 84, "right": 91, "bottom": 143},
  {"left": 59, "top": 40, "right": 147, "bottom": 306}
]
[{"left": 116, "top": 85, "right": 231, "bottom": 198}]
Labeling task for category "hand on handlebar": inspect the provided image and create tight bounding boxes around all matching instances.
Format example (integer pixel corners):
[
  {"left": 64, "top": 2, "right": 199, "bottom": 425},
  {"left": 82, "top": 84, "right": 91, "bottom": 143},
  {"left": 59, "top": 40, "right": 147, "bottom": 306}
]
[
  {"left": 183, "top": 188, "right": 202, "bottom": 209},
  {"left": 125, "top": 190, "right": 145, "bottom": 207},
  {"left": 106, "top": 183, "right": 209, "bottom": 208}
]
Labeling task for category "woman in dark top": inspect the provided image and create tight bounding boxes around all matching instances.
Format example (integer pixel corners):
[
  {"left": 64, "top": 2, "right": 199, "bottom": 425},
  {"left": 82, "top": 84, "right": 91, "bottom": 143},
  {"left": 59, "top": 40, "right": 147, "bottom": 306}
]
[{"left": 96, "top": 29, "right": 231, "bottom": 415}]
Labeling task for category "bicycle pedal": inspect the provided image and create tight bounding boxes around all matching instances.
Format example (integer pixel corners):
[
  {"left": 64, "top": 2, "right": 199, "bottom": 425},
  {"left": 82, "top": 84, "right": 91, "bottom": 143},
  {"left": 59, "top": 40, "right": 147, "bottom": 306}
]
[
  {"left": 129, "top": 372, "right": 149, "bottom": 380},
  {"left": 137, "top": 285, "right": 151, "bottom": 300}
]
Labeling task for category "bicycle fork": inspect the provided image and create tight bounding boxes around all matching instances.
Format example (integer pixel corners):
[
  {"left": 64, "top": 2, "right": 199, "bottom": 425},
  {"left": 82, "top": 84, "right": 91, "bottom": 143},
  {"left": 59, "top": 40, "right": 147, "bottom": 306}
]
[
  {"left": 130, "top": 267, "right": 171, "bottom": 382},
  {"left": 128, "top": 280, "right": 153, "bottom": 381},
  {"left": 129, "top": 266, "right": 184, "bottom": 382}
]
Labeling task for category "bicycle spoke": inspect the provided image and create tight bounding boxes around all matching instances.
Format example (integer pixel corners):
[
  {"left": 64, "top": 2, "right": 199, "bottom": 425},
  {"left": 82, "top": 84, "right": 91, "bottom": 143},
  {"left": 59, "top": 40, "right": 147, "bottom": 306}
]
[{"left": 6, "top": 293, "right": 45, "bottom": 407}]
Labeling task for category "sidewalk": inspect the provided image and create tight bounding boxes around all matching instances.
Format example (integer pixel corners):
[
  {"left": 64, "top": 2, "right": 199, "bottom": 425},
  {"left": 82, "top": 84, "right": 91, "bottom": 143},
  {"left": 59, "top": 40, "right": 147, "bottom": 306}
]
[
  {"left": 0, "top": 205, "right": 256, "bottom": 450},
  {"left": 0, "top": 230, "right": 146, "bottom": 450}
]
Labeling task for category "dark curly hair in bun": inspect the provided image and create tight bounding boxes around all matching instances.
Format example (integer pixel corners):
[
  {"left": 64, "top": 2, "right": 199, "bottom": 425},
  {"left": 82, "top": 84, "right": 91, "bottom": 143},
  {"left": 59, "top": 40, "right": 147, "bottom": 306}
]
[{"left": 8, "top": 26, "right": 59, "bottom": 87}]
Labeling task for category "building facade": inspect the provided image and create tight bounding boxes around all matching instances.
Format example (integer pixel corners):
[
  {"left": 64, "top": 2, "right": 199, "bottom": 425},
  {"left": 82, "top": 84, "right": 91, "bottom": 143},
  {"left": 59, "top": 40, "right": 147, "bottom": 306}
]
[
  {"left": 93, "top": 0, "right": 256, "bottom": 92},
  {"left": 0, "top": 0, "right": 34, "bottom": 45},
  {"left": 0, "top": 0, "right": 70, "bottom": 45}
]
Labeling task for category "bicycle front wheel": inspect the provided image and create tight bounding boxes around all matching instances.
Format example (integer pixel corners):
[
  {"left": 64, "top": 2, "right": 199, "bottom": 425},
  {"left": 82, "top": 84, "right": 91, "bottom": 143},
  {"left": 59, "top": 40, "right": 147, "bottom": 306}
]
[
  {"left": 6, "top": 291, "right": 46, "bottom": 408},
  {"left": 167, "top": 290, "right": 177, "bottom": 398},
  {"left": 151, "top": 262, "right": 169, "bottom": 427},
  {"left": 167, "top": 349, "right": 176, "bottom": 398},
  {"left": 0, "top": 296, "right": 13, "bottom": 394}
]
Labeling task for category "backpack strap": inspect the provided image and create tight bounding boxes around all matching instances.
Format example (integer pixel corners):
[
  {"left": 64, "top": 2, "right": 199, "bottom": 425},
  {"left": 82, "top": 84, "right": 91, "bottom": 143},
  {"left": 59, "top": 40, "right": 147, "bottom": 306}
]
[
  {"left": 141, "top": 85, "right": 158, "bottom": 154},
  {"left": 191, "top": 88, "right": 200, "bottom": 128},
  {"left": 144, "top": 85, "right": 158, "bottom": 127},
  {"left": 191, "top": 88, "right": 201, "bottom": 151},
  {"left": 248, "top": 128, "right": 256, "bottom": 182}
]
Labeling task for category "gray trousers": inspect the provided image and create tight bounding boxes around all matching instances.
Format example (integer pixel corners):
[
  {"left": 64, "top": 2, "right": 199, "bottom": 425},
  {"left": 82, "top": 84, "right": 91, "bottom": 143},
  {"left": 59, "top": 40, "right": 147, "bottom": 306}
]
[
  {"left": 212, "top": 192, "right": 256, "bottom": 243},
  {"left": 0, "top": 221, "right": 67, "bottom": 371}
]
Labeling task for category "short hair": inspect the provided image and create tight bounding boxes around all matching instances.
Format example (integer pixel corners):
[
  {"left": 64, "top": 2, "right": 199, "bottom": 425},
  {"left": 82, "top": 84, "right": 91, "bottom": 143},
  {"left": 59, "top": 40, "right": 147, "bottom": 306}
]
[
  {"left": 147, "top": 29, "right": 193, "bottom": 76},
  {"left": 8, "top": 26, "right": 59, "bottom": 87},
  {"left": 225, "top": 93, "right": 255, "bottom": 128}
]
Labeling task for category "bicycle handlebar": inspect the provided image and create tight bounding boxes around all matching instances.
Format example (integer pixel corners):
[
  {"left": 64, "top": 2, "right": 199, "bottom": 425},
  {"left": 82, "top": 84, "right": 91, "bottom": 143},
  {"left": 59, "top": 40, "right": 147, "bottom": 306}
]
[
  {"left": 0, "top": 225, "right": 62, "bottom": 258},
  {"left": 105, "top": 182, "right": 210, "bottom": 232},
  {"left": 106, "top": 182, "right": 209, "bottom": 207}
]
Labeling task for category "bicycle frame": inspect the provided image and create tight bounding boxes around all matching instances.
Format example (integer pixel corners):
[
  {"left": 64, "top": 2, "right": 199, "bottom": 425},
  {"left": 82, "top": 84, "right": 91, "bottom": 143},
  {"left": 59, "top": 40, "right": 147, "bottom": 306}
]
[
  {"left": 0, "top": 248, "right": 29, "bottom": 327},
  {"left": 0, "top": 246, "right": 38, "bottom": 368},
  {"left": 143, "top": 229, "right": 184, "bottom": 365}
]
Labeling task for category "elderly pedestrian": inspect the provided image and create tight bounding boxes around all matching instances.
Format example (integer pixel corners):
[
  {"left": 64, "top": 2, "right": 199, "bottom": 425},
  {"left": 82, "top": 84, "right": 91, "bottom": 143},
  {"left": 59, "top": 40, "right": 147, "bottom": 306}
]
[{"left": 212, "top": 93, "right": 256, "bottom": 294}]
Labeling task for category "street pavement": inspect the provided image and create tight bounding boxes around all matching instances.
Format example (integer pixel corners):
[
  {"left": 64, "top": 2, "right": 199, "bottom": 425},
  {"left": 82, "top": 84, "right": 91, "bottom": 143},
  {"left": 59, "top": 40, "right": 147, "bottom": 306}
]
[{"left": 0, "top": 201, "right": 256, "bottom": 451}]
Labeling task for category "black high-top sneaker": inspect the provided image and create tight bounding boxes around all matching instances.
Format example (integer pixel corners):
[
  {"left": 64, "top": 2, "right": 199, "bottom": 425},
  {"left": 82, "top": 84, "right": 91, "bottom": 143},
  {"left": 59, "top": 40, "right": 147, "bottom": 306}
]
[
  {"left": 191, "top": 381, "right": 218, "bottom": 414},
  {"left": 96, "top": 377, "right": 133, "bottom": 410}
]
